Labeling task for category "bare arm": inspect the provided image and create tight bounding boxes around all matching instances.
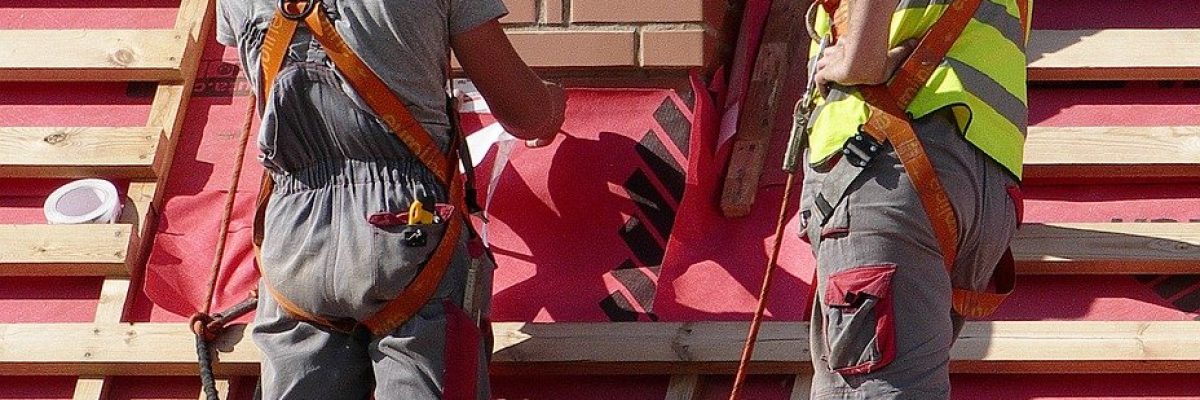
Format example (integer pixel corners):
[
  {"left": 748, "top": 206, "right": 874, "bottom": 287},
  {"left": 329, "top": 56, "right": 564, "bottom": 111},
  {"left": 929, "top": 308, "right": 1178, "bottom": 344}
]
[
  {"left": 814, "top": 0, "right": 914, "bottom": 95},
  {"left": 452, "top": 20, "right": 565, "bottom": 141}
]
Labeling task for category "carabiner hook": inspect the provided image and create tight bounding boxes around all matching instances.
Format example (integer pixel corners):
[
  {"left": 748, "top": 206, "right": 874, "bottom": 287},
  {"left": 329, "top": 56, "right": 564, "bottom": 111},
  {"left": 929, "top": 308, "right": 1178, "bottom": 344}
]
[{"left": 279, "top": 0, "right": 318, "bottom": 21}]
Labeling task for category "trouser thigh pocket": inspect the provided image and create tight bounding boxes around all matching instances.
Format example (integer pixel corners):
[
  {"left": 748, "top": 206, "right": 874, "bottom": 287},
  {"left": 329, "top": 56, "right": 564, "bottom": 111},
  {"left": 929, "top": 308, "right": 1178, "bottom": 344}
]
[{"left": 822, "top": 264, "right": 898, "bottom": 376}]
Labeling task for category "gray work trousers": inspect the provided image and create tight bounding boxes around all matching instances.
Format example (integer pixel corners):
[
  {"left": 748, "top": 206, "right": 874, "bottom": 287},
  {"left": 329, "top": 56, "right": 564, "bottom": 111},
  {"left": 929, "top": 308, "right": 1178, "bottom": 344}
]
[{"left": 800, "top": 109, "right": 1021, "bottom": 399}]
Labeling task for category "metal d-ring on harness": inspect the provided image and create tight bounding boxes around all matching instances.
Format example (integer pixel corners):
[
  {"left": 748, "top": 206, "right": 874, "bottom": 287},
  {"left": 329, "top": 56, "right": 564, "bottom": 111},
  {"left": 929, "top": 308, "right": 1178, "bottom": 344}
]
[{"left": 278, "top": 0, "right": 318, "bottom": 21}]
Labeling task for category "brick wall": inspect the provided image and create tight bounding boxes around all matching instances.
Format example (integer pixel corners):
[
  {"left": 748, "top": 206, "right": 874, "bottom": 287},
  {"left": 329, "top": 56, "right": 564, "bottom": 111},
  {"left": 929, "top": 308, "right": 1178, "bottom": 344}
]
[{"left": 495, "top": 0, "right": 726, "bottom": 71}]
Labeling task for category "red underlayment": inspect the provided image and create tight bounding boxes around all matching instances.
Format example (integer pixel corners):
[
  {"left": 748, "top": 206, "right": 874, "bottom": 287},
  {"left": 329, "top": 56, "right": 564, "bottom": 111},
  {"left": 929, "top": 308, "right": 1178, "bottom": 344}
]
[
  {"left": 0, "top": 2, "right": 177, "bottom": 30},
  {"left": 3, "top": 1, "right": 1200, "bottom": 398}
]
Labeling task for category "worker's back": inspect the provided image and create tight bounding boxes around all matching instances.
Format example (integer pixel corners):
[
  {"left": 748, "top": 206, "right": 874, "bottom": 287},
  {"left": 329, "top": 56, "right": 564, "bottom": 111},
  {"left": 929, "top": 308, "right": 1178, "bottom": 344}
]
[{"left": 215, "top": 1, "right": 560, "bottom": 398}]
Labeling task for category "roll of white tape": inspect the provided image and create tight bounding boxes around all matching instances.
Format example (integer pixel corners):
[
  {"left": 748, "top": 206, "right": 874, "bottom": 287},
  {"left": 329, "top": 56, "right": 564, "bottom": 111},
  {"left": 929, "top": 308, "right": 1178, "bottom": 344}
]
[{"left": 43, "top": 179, "right": 122, "bottom": 224}]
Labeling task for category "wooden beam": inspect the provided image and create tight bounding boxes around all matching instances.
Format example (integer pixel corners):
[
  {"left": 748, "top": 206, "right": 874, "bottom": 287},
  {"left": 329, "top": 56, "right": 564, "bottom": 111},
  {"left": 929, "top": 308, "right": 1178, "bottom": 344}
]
[
  {"left": 122, "top": 0, "right": 216, "bottom": 275},
  {"left": 1024, "top": 126, "right": 1200, "bottom": 182},
  {"left": 665, "top": 374, "right": 702, "bottom": 400},
  {"left": 720, "top": 0, "right": 810, "bottom": 217},
  {"left": 73, "top": 278, "right": 132, "bottom": 400},
  {"left": 0, "top": 30, "right": 186, "bottom": 82},
  {"left": 2, "top": 321, "right": 1198, "bottom": 376},
  {"left": 119, "top": 182, "right": 159, "bottom": 275},
  {"left": 0, "top": 224, "right": 130, "bottom": 277},
  {"left": 1014, "top": 223, "right": 1200, "bottom": 275},
  {"left": 94, "top": 278, "right": 132, "bottom": 322},
  {"left": 0, "top": 127, "right": 163, "bottom": 179},
  {"left": 1029, "top": 29, "right": 1200, "bottom": 81}
]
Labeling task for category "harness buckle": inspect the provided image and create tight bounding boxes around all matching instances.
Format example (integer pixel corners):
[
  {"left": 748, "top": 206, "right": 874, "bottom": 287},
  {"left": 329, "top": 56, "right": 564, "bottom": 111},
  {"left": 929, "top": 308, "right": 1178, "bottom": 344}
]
[
  {"left": 279, "top": 0, "right": 318, "bottom": 21},
  {"left": 842, "top": 130, "right": 883, "bottom": 168}
]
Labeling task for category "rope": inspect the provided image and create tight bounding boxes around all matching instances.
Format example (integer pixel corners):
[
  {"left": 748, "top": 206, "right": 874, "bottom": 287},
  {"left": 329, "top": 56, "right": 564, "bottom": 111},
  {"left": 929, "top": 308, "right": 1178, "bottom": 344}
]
[
  {"left": 195, "top": 94, "right": 258, "bottom": 400},
  {"left": 728, "top": 172, "right": 798, "bottom": 400},
  {"left": 201, "top": 96, "right": 257, "bottom": 316}
]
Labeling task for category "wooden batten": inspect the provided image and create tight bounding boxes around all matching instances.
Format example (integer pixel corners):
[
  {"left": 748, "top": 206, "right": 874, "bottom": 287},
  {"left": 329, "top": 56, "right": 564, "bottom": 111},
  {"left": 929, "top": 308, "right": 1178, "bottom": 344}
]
[
  {"left": 0, "top": 30, "right": 186, "bottom": 82},
  {"left": 0, "top": 224, "right": 130, "bottom": 277},
  {"left": 1029, "top": 29, "right": 1200, "bottom": 81},
  {"left": 1, "top": 321, "right": 1198, "bottom": 376},
  {"left": 2, "top": 221, "right": 1193, "bottom": 277},
  {"left": 0, "top": 127, "right": 164, "bottom": 179},
  {"left": 1024, "top": 126, "right": 1200, "bottom": 182},
  {"left": 1014, "top": 223, "right": 1200, "bottom": 275}
]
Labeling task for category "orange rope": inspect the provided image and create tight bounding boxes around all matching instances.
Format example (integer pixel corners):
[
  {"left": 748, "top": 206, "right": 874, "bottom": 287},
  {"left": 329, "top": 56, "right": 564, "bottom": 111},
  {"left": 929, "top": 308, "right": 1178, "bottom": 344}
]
[
  {"left": 729, "top": 172, "right": 797, "bottom": 400},
  {"left": 200, "top": 95, "right": 257, "bottom": 316}
]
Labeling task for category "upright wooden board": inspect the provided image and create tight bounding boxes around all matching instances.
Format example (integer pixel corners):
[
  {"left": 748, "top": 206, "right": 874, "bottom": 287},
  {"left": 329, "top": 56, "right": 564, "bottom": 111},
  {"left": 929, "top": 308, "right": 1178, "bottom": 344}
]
[{"left": 720, "top": 0, "right": 810, "bottom": 217}]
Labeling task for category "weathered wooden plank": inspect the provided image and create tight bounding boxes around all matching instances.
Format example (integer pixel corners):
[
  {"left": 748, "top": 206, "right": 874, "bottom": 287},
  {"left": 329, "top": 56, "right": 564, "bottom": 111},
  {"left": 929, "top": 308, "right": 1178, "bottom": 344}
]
[
  {"left": 0, "top": 127, "right": 163, "bottom": 179},
  {"left": 0, "top": 30, "right": 185, "bottom": 81},
  {"left": 0, "top": 224, "right": 130, "bottom": 277},
  {"left": 2, "top": 321, "right": 1197, "bottom": 376},
  {"left": 1029, "top": 29, "right": 1200, "bottom": 81},
  {"left": 720, "top": 0, "right": 810, "bottom": 217},
  {"left": 1014, "top": 223, "right": 1200, "bottom": 275},
  {"left": 1024, "top": 126, "right": 1200, "bottom": 182}
]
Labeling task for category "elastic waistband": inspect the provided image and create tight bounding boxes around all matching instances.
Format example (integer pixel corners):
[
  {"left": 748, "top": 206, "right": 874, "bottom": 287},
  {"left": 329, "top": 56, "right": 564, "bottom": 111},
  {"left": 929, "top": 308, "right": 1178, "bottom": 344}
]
[{"left": 270, "top": 158, "right": 446, "bottom": 196}]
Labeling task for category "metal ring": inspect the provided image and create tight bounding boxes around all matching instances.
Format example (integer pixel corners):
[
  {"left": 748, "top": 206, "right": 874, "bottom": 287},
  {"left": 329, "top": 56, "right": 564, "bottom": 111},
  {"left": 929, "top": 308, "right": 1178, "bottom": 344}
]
[{"left": 279, "top": 0, "right": 318, "bottom": 21}]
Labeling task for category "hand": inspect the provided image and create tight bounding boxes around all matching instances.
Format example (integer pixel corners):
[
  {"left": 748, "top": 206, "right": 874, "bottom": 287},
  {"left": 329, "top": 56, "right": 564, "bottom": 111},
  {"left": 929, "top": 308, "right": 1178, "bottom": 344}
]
[
  {"left": 524, "top": 81, "right": 566, "bottom": 148},
  {"left": 813, "top": 39, "right": 918, "bottom": 97}
]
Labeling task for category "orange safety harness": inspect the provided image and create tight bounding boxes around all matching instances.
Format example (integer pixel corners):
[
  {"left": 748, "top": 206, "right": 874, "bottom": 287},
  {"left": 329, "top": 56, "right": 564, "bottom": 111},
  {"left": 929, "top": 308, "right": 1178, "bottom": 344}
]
[
  {"left": 730, "top": 0, "right": 1028, "bottom": 398},
  {"left": 253, "top": 0, "right": 475, "bottom": 336}
]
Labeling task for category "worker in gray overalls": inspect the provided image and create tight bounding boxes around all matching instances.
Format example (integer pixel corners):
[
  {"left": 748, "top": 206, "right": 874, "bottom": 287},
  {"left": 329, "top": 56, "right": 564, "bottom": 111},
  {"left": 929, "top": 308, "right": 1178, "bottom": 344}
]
[{"left": 216, "top": 0, "right": 565, "bottom": 398}]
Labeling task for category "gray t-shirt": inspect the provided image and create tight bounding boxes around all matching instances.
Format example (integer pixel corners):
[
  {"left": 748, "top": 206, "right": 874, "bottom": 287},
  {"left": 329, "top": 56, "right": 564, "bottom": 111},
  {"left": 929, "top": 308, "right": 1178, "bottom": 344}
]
[{"left": 217, "top": 0, "right": 507, "bottom": 133}]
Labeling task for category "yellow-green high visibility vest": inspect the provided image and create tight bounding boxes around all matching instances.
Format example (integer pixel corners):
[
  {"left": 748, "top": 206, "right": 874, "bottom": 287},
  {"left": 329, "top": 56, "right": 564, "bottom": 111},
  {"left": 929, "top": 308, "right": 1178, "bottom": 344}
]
[{"left": 807, "top": 0, "right": 1033, "bottom": 178}]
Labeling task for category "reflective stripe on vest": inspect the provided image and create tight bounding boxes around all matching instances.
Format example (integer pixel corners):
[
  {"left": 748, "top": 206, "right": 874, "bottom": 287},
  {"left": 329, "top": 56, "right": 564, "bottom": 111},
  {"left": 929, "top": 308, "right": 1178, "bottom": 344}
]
[{"left": 807, "top": 0, "right": 1031, "bottom": 178}]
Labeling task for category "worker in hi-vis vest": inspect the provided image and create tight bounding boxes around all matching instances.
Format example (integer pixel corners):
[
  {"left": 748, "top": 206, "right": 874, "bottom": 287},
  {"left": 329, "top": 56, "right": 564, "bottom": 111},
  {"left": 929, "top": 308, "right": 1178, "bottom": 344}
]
[
  {"left": 798, "top": 0, "right": 1030, "bottom": 398},
  {"left": 216, "top": 0, "right": 564, "bottom": 398}
]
